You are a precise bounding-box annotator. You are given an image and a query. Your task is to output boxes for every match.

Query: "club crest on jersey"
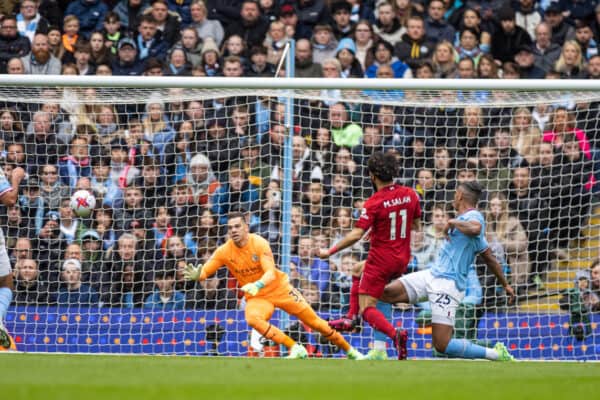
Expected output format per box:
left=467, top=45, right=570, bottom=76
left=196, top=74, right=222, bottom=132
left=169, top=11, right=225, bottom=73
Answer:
left=252, top=254, right=259, bottom=262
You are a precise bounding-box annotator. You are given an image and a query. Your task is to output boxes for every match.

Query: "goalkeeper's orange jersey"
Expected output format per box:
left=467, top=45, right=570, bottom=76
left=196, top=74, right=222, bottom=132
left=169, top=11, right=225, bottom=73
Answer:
left=201, top=233, right=289, bottom=294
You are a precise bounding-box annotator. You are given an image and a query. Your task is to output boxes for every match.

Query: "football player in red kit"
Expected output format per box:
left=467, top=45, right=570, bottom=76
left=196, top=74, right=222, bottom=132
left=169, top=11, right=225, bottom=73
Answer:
left=318, top=152, right=421, bottom=359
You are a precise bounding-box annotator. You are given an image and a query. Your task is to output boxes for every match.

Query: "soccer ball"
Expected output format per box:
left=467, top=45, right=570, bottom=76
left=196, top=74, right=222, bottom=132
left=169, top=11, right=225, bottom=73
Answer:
left=70, top=190, right=96, bottom=218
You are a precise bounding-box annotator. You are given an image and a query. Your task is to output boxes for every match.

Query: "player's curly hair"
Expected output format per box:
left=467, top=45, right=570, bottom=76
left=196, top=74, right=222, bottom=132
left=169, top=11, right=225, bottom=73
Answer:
left=367, top=151, right=399, bottom=182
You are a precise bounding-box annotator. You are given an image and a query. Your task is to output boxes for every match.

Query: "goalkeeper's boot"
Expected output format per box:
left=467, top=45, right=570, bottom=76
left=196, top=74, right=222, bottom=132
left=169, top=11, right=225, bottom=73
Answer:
left=365, top=348, right=388, bottom=360
left=286, top=344, right=308, bottom=359
left=494, top=342, right=515, bottom=362
left=0, top=320, right=11, bottom=350
left=346, top=347, right=366, bottom=360
left=328, top=316, right=362, bottom=333
left=394, top=328, right=408, bottom=360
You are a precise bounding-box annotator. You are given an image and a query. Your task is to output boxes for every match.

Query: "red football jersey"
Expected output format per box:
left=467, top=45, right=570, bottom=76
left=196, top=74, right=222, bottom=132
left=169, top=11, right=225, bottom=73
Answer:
left=355, top=183, right=421, bottom=270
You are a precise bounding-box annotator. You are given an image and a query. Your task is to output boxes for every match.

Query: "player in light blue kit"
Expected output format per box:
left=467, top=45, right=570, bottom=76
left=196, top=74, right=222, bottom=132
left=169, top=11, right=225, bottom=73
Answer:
left=381, top=181, right=516, bottom=361
left=0, top=166, right=25, bottom=349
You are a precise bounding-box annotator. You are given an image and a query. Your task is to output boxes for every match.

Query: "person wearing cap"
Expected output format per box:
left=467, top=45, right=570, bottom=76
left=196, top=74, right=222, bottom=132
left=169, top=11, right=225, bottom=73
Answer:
left=199, top=36, right=221, bottom=76
left=278, top=2, right=312, bottom=40
left=491, top=6, right=533, bottom=63
left=373, top=1, right=404, bottom=46
left=514, top=43, right=546, bottom=79
left=54, top=258, right=99, bottom=306
left=111, top=36, right=144, bottom=75
left=224, top=0, right=269, bottom=49
left=80, top=229, right=104, bottom=286
left=311, top=23, right=338, bottom=64
left=543, top=2, right=575, bottom=46
left=335, top=37, right=363, bottom=78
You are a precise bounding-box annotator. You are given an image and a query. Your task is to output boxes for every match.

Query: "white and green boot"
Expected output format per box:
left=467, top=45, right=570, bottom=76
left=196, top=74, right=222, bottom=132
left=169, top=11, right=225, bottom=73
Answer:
left=286, top=344, right=308, bottom=359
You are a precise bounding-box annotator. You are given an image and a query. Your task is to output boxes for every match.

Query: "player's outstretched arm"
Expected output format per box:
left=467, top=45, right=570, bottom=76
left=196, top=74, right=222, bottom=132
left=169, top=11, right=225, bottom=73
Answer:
left=479, top=248, right=516, bottom=304
left=446, top=218, right=481, bottom=237
left=317, top=227, right=365, bottom=259
left=0, top=166, right=25, bottom=207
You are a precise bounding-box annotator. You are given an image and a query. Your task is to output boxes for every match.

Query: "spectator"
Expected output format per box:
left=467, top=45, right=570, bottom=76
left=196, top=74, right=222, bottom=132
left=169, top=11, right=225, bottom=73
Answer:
left=278, top=1, right=312, bottom=40
left=424, top=0, right=455, bottom=44
left=112, top=37, right=143, bottom=75
left=25, top=111, right=66, bottom=174
left=574, top=19, right=598, bottom=61
left=57, top=198, right=82, bottom=245
left=239, top=136, right=271, bottom=188
left=199, top=37, right=221, bottom=76
left=80, top=229, right=104, bottom=286
left=190, top=0, right=224, bottom=46
left=533, top=21, right=562, bottom=72
left=73, top=41, right=96, bottom=75
left=543, top=107, right=592, bottom=160
left=112, top=0, right=148, bottom=32
left=224, top=0, right=269, bottom=49
left=328, top=207, right=364, bottom=266
left=296, top=0, right=330, bottom=31
left=211, top=164, right=260, bottom=227
left=145, top=0, right=180, bottom=46
left=456, top=28, right=482, bottom=66
left=167, top=184, right=199, bottom=235
left=21, top=32, right=61, bottom=75
left=515, top=0, right=542, bottom=39
left=113, top=185, right=153, bottom=232
left=507, top=165, right=551, bottom=290
left=353, top=20, right=374, bottom=69
left=394, top=15, right=434, bottom=71
left=373, top=1, right=403, bottom=45
left=135, top=14, right=168, bottom=62
left=301, top=180, right=330, bottom=229
left=514, top=43, right=546, bottom=78
left=65, top=0, right=108, bottom=39
left=491, top=7, right=532, bottom=64
left=263, top=20, right=288, bottom=65
left=311, top=24, right=338, bottom=65
left=331, top=1, right=355, bottom=40
left=423, top=203, right=449, bottom=261
left=177, top=27, right=202, bottom=68
left=55, top=258, right=100, bottom=306
left=142, top=95, right=175, bottom=155
left=290, top=235, right=330, bottom=295
left=477, top=53, right=500, bottom=78
left=16, top=0, right=49, bottom=43
left=328, top=103, right=363, bottom=148
left=12, top=258, right=49, bottom=306
left=476, top=143, right=511, bottom=198
left=365, top=38, right=412, bottom=78
left=0, top=15, right=30, bottom=74
left=186, top=153, right=220, bottom=205
left=510, top=107, right=541, bottom=165
left=457, top=8, right=492, bottom=53
left=294, top=38, right=322, bottom=77
left=431, top=40, right=457, bottom=78
left=6, top=57, right=25, bottom=74
left=59, top=136, right=92, bottom=188
left=246, top=45, right=276, bottom=77
left=554, top=40, right=586, bottom=79
left=544, top=2, right=575, bottom=46
left=103, top=233, right=146, bottom=307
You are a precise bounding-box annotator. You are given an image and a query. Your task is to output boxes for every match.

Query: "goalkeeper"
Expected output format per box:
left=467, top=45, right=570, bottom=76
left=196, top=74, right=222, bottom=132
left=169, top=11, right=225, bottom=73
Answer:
left=184, top=211, right=364, bottom=360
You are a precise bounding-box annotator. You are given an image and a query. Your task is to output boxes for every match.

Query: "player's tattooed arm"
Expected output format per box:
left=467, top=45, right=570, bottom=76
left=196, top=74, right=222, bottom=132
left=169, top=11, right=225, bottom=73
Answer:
left=447, top=218, right=481, bottom=237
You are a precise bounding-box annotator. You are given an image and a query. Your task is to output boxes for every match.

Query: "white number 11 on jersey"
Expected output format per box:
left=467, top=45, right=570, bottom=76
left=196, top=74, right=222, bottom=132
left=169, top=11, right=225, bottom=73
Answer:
left=388, top=209, right=407, bottom=240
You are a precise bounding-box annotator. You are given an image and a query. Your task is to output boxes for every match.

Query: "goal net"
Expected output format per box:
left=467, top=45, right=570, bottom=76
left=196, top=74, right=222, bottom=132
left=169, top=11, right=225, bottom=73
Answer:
left=2, top=76, right=600, bottom=360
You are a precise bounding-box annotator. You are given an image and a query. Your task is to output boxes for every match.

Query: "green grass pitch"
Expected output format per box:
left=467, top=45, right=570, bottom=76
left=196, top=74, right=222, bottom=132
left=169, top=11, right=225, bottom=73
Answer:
left=1, top=353, right=598, bottom=400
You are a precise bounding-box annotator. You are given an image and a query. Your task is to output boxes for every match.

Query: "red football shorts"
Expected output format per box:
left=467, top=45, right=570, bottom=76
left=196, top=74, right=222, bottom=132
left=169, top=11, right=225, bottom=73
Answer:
left=358, top=262, right=406, bottom=298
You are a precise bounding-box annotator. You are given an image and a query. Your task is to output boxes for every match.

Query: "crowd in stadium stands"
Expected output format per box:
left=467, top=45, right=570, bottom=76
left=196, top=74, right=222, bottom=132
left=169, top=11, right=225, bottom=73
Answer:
left=2, top=0, right=600, bottom=314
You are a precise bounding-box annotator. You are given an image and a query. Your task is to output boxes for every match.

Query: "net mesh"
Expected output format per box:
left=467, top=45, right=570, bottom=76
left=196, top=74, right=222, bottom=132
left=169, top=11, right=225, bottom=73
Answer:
left=3, top=84, right=600, bottom=359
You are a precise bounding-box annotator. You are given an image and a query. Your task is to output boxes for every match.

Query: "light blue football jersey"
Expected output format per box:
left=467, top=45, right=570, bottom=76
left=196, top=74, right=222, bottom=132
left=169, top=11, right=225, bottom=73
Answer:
left=430, top=209, right=488, bottom=291
left=0, top=167, right=12, bottom=196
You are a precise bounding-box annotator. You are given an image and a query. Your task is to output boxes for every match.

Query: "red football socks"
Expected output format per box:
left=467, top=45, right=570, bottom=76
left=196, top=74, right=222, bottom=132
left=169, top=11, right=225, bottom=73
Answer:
left=347, top=276, right=360, bottom=318
left=362, top=306, right=396, bottom=340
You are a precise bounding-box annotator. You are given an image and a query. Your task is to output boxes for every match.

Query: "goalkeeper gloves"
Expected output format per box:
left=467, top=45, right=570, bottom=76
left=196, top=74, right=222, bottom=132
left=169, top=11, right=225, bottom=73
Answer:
left=183, top=263, right=203, bottom=281
left=240, top=281, right=265, bottom=296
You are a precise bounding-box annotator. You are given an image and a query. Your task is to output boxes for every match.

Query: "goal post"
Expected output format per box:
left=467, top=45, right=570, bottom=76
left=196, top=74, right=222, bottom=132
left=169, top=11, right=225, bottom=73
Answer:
left=1, top=75, right=599, bottom=360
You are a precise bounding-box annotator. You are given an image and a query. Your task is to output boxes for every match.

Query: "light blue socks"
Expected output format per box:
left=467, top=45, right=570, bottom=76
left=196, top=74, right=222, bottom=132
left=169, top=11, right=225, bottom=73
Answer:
left=443, top=338, right=487, bottom=359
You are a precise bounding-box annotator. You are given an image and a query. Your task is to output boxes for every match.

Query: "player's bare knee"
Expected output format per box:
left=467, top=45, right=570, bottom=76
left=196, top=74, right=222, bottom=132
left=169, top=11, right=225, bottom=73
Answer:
left=432, top=336, right=449, bottom=353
